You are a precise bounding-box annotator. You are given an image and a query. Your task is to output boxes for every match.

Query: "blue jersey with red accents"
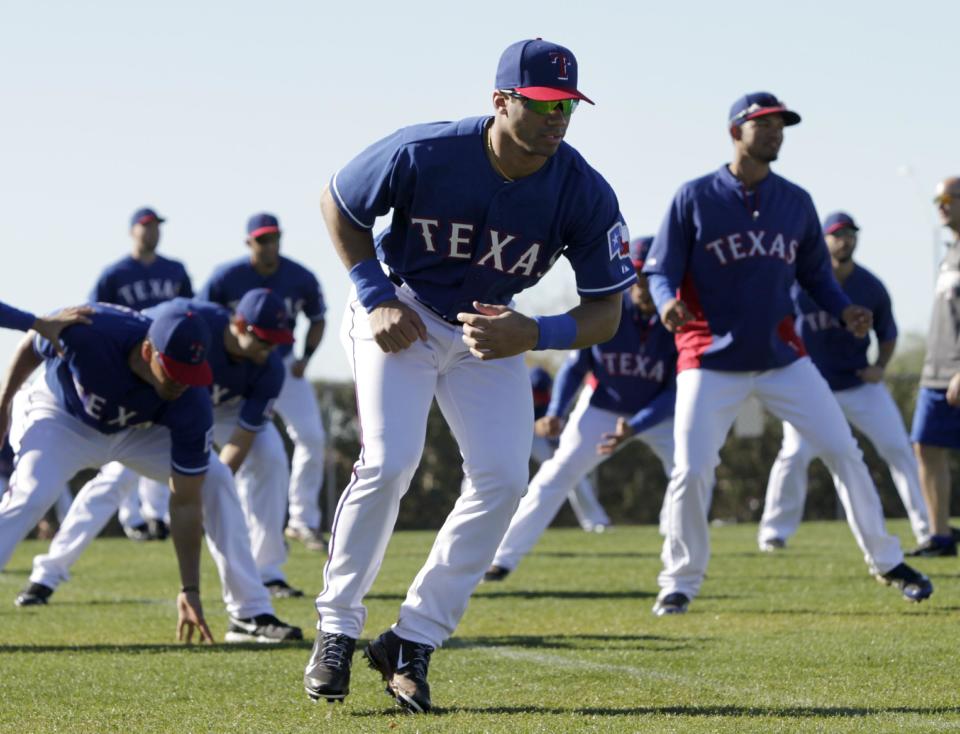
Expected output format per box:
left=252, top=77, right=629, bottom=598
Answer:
left=644, top=166, right=850, bottom=372
left=330, top=116, right=636, bottom=320
left=143, top=299, right=285, bottom=432
left=199, top=256, right=325, bottom=358
left=548, top=295, right=677, bottom=433
left=90, top=255, right=193, bottom=310
left=794, top=264, right=897, bottom=391
left=0, top=301, right=35, bottom=332
left=34, top=304, right=212, bottom=475
left=529, top=366, right=552, bottom=420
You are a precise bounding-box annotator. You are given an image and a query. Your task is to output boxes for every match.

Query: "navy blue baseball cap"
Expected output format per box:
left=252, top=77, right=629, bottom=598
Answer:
left=728, top=92, right=801, bottom=127
left=823, top=211, right=859, bottom=234
left=147, top=302, right=213, bottom=387
left=235, top=288, right=294, bottom=345
left=629, top=236, right=655, bottom=269
left=247, top=212, right=282, bottom=240
left=130, top=207, right=165, bottom=228
left=496, top=38, right=594, bottom=104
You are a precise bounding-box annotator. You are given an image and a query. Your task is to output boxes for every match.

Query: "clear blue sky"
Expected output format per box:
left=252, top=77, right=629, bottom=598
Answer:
left=1, top=1, right=956, bottom=380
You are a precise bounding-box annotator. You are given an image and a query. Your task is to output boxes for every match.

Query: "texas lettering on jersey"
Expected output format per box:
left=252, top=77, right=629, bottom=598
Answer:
left=597, top=352, right=667, bottom=382
left=703, top=230, right=799, bottom=266
left=114, top=279, right=185, bottom=308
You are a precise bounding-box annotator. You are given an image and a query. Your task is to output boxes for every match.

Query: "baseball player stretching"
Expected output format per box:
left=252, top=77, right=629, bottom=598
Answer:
left=759, top=211, right=930, bottom=550
left=484, top=236, right=676, bottom=581
left=644, top=92, right=932, bottom=616
left=201, top=213, right=329, bottom=552
left=18, top=289, right=305, bottom=606
left=303, top=39, right=635, bottom=713
left=90, top=207, right=194, bottom=542
left=0, top=302, right=301, bottom=643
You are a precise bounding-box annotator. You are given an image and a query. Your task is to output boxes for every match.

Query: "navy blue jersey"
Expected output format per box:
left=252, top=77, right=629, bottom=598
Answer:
left=199, top=256, right=325, bottom=358
left=90, top=255, right=193, bottom=310
left=143, top=299, right=285, bottom=432
left=548, top=295, right=677, bottom=433
left=0, top=437, right=13, bottom=479
left=794, top=264, right=897, bottom=391
left=644, top=166, right=850, bottom=372
left=330, top=116, right=636, bottom=320
left=34, top=304, right=212, bottom=475
left=530, top=366, right=552, bottom=420
left=0, top=301, right=35, bottom=332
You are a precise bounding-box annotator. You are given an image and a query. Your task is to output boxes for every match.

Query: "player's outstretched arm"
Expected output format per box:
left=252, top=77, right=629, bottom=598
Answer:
left=168, top=470, right=213, bottom=645
left=320, top=186, right=426, bottom=353
left=458, top=292, right=621, bottom=361
left=32, top=306, right=94, bottom=353
left=218, top=427, right=256, bottom=475
left=0, top=335, right=44, bottom=441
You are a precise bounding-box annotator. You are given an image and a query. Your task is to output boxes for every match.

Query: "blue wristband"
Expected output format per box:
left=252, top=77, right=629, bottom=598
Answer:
left=348, top=259, right=396, bottom=311
left=533, top=314, right=577, bottom=351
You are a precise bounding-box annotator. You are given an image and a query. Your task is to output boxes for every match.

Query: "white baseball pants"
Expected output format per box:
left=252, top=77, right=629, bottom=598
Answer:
left=2, top=382, right=273, bottom=618
left=493, top=388, right=674, bottom=571
left=530, top=435, right=610, bottom=530
left=277, top=354, right=327, bottom=533
left=760, top=382, right=930, bottom=545
left=316, top=287, right=532, bottom=648
left=117, top=477, right=170, bottom=528
left=658, top=359, right=903, bottom=602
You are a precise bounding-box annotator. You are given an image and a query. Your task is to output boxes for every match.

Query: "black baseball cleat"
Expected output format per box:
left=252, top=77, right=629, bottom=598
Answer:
left=759, top=537, right=787, bottom=552
left=146, top=518, right=169, bottom=541
left=906, top=537, right=957, bottom=557
left=224, top=613, right=303, bottom=643
left=303, top=631, right=357, bottom=702
left=652, top=592, right=690, bottom=616
left=264, top=579, right=304, bottom=598
left=123, top=522, right=151, bottom=542
left=15, top=582, right=54, bottom=607
left=875, top=563, right=934, bottom=602
left=364, top=629, right=434, bottom=714
left=482, top=565, right=510, bottom=582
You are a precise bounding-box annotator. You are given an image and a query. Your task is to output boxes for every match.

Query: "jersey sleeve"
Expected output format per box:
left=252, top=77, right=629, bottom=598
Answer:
left=238, top=356, right=285, bottom=432
left=0, top=301, right=36, bottom=332
left=563, top=206, right=637, bottom=297
left=626, top=384, right=676, bottom=434
left=872, top=280, right=898, bottom=343
left=643, top=187, right=693, bottom=310
left=547, top=349, right=591, bottom=417
left=794, top=196, right=850, bottom=318
left=329, top=128, right=412, bottom=230
left=161, top=388, right=214, bottom=475
left=198, top=272, right=225, bottom=306
left=89, top=274, right=112, bottom=304
left=301, top=270, right=326, bottom=321
left=179, top=265, right=195, bottom=299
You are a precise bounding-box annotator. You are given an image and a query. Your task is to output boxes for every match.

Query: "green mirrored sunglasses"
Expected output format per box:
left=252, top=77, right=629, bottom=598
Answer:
left=503, top=91, right=579, bottom=116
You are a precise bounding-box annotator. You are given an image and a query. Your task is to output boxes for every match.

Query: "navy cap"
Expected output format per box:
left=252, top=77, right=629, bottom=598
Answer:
left=147, top=302, right=213, bottom=387
left=247, top=212, right=282, bottom=240
left=235, top=288, right=294, bottom=345
left=130, top=207, right=165, bottom=228
left=823, top=211, right=859, bottom=235
left=496, top=38, right=594, bottom=104
left=729, top=92, right=801, bottom=127
left=629, top=236, right=655, bottom=268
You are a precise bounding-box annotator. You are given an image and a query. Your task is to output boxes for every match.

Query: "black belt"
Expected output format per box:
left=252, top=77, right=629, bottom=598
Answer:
left=388, top=272, right=462, bottom=326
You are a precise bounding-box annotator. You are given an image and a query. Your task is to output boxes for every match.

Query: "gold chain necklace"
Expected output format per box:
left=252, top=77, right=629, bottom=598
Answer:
left=485, top=124, right=514, bottom=183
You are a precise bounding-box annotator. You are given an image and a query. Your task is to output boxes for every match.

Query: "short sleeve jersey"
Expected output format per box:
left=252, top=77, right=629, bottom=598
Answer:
left=644, top=166, right=851, bottom=372
left=90, top=255, right=193, bottom=310
left=330, top=116, right=636, bottom=320
left=199, top=256, right=325, bottom=358
left=143, top=299, right=285, bottom=432
left=921, top=243, right=960, bottom=390
left=34, top=304, right=212, bottom=475
left=794, top=264, right=897, bottom=391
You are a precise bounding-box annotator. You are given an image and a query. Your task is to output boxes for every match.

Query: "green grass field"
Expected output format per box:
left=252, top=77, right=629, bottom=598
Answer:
left=1, top=521, right=958, bottom=733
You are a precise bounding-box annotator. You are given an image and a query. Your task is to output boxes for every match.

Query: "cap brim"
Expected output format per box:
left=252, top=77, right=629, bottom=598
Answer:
left=249, top=226, right=281, bottom=239
left=135, top=215, right=165, bottom=225
left=514, top=86, right=595, bottom=105
left=157, top=353, right=213, bottom=387
left=825, top=223, right=859, bottom=234
left=250, top=324, right=295, bottom=345
left=739, top=106, right=801, bottom=126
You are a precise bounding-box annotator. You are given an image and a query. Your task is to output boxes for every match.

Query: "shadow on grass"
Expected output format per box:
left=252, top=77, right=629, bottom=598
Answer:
left=0, top=641, right=311, bottom=654
left=472, top=589, right=658, bottom=601
left=532, top=551, right=656, bottom=559
left=350, top=704, right=960, bottom=718
left=446, top=632, right=685, bottom=651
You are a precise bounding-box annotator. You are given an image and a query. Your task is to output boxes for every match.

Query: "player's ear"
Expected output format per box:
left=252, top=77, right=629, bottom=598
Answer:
left=140, top=339, right=153, bottom=363
left=492, top=91, right=509, bottom=116
left=729, top=124, right=742, bottom=141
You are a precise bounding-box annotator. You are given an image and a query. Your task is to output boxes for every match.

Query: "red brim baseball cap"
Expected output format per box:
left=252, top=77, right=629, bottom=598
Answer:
left=513, top=86, right=595, bottom=104
left=157, top=352, right=213, bottom=387
left=249, top=323, right=294, bottom=345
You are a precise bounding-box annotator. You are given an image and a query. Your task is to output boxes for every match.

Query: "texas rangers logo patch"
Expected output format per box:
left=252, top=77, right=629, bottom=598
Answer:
left=607, top=222, right=630, bottom=261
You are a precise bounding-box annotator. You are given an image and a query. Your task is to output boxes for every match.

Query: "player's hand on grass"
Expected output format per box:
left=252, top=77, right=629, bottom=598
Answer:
left=177, top=590, right=214, bottom=645
left=841, top=305, right=873, bottom=339
left=33, top=306, right=94, bottom=356
left=659, top=298, right=695, bottom=333
left=535, top=415, right=564, bottom=438
left=369, top=300, right=427, bottom=353
left=947, top=373, right=960, bottom=407
left=598, top=417, right=634, bottom=455
left=458, top=303, right=538, bottom=360
left=856, top=364, right=885, bottom=383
